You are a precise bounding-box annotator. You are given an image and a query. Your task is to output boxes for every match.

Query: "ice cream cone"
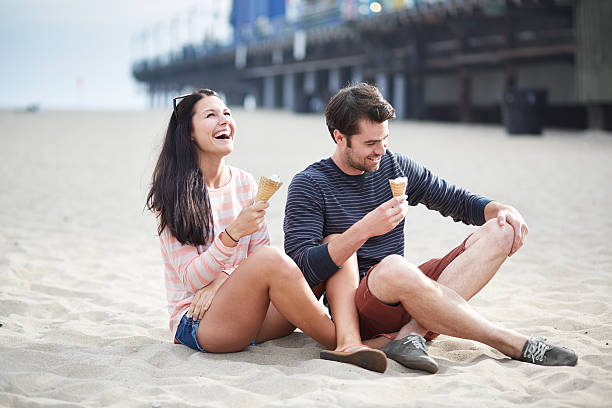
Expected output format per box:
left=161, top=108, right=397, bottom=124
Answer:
left=255, top=175, right=283, bottom=202
left=389, top=177, right=407, bottom=197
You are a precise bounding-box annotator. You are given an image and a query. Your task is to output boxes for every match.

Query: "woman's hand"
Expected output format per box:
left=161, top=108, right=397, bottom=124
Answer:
left=225, top=201, right=268, bottom=241
left=187, top=273, right=228, bottom=320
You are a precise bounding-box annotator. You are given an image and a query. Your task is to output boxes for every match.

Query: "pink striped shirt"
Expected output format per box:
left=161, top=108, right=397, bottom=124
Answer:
left=159, top=166, right=270, bottom=337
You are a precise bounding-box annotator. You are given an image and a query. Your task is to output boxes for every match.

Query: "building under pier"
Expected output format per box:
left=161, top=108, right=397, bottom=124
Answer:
left=132, top=0, right=612, bottom=130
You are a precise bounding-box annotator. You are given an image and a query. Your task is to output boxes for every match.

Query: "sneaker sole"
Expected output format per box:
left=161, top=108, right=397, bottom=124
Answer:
left=387, top=353, right=439, bottom=374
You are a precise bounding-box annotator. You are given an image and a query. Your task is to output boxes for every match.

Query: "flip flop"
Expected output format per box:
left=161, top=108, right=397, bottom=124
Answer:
left=320, top=344, right=388, bottom=373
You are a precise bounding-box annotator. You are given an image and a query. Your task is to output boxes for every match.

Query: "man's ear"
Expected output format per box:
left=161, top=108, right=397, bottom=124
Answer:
left=333, top=129, right=344, bottom=144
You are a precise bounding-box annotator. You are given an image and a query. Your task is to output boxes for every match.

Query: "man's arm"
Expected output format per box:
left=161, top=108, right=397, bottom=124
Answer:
left=283, top=172, right=409, bottom=285
left=398, top=153, right=528, bottom=256
left=326, top=196, right=408, bottom=267
left=484, top=201, right=529, bottom=256
left=283, top=173, right=340, bottom=286
left=395, top=153, right=528, bottom=256
left=397, top=154, right=491, bottom=226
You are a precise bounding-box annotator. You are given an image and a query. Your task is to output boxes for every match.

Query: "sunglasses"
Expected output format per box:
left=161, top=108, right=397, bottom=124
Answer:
left=172, top=93, right=192, bottom=118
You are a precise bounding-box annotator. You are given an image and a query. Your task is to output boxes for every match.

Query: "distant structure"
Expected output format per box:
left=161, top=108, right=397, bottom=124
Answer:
left=132, top=0, right=612, bottom=130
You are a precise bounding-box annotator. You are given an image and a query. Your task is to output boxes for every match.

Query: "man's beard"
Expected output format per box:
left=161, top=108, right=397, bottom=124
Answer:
left=346, top=150, right=380, bottom=173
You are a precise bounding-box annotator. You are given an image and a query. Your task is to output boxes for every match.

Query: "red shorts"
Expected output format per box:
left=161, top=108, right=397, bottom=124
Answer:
left=355, top=235, right=471, bottom=340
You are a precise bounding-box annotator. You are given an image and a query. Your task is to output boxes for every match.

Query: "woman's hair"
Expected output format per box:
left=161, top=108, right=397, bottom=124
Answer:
left=146, top=89, right=221, bottom=246
left=325, top=83, right=395, bottom=144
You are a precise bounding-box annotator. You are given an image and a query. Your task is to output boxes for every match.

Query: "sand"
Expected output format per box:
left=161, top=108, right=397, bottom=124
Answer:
left=1, top=108, right=611, bottom=407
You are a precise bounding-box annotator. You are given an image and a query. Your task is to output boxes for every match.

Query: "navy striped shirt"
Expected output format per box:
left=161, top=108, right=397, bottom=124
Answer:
left=283, top=149, right=491, bottom=287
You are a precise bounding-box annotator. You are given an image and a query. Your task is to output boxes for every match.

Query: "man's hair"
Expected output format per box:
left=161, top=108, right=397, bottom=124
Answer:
left=325, top=83, right=396, bottom=144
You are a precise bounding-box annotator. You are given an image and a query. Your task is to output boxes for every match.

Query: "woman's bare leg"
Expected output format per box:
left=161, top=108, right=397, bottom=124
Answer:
left=254, top=304, right=296, bottom=344
left=324, top=256, right=362, bottom=350
left=317, top=236, right=387, bottom=372
left=321, top=235, right=364, bottom=350
left=196, top=246, right=336, bottom=352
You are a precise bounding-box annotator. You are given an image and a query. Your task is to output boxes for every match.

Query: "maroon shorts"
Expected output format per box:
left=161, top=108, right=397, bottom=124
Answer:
left=355, top=235, right=471, bottom=340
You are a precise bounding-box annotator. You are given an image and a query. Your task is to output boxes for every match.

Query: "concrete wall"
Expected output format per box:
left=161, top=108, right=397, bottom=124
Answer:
left=576, top=0, right=612, bottom=102
left=423, top=62, right=575, bottom=106
left=472, top=70, right=505, bottom=105
left=424, top=74, right=459, bottom=104
left=516, top=62, right=575, bottom=104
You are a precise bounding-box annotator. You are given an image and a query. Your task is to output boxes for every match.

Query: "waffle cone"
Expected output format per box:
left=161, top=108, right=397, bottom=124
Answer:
left=255, top=176, right=283, bottom=202
left=389, top=180, right=407, bottom=197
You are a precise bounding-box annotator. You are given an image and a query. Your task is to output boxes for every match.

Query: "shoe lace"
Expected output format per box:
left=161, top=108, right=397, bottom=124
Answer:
left=522, top=337, right=552, bottom=363
left=403, top=333, right=427, bottom=352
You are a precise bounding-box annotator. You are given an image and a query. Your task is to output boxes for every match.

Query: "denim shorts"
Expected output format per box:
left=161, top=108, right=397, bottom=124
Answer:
left=174, top=313, right=207, bottom=352
left=174, top=313, right=258, bottom=351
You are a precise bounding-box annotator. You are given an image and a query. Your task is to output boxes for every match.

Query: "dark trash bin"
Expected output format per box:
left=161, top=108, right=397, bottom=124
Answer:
left=503, top=88, right=548, bottom=135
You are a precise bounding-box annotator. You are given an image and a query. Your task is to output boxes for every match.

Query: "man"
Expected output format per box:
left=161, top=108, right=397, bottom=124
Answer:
left=283, top=83, right=577, bottom=374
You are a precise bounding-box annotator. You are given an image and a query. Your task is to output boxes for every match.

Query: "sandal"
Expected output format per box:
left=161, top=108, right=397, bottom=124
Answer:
left=320, top=344, right=387, bottom=373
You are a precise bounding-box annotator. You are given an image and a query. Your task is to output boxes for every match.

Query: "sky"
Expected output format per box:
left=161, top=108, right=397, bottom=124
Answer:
left=0, top=0, right=232, bottom=110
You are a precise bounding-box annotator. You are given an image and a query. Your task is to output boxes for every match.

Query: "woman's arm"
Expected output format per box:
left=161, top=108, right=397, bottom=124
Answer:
left=247, top=220, right=270, bottom=255
left=187, top=271, right=229, bottom=320
left=161, top=228, right=238, bottom=293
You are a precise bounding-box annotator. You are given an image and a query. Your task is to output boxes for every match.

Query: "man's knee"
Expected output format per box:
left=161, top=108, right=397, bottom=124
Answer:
left=475, top=219, right=514, bottom=258
left=369, top=255, right=426, bottom=300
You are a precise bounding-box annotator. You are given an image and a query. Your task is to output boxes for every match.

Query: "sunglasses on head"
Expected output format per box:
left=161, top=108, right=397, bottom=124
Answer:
left=172, top=93, right=192, bottom=118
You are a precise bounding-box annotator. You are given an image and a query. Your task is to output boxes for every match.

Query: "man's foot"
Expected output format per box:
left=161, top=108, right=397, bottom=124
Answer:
left=320, top=344, right=387, bottom=373
left=513, top=337, right=578, bottom=366
left=381, top=333, right=439, bottom=374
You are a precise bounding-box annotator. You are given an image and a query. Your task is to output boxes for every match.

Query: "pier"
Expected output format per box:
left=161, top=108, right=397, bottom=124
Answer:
left=132, top=0, right=612, bottom=130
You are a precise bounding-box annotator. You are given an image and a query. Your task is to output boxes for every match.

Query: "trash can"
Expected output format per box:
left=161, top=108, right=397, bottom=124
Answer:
left=503, top=88, right=548, bottom=135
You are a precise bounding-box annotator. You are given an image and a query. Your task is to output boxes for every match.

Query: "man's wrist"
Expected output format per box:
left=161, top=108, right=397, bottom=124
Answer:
left=350, top=219, right=372, bottom=242
left=484, top=201, right=502, bottom=221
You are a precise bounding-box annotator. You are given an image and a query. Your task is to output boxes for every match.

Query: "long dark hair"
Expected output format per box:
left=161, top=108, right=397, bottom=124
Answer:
left=146, top=89, right=221, bottom=246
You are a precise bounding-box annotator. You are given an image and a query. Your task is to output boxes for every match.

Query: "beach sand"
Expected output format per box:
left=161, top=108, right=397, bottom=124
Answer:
left=1, top=108, right=611, bottom=407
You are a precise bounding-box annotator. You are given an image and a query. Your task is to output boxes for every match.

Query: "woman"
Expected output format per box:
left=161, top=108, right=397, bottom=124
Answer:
left=145, top=89, right=385, bottom=371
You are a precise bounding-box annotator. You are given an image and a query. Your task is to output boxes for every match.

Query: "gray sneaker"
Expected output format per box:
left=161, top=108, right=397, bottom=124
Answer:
left=381, top=333, right=439, bottom=374
left=514, top=337, right=578, bottom=366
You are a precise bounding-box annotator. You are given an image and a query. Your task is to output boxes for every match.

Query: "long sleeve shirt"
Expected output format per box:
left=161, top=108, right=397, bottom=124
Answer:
left=160, top=166, right=269, bottom=337
left=283, top=149, right=491, bottom=287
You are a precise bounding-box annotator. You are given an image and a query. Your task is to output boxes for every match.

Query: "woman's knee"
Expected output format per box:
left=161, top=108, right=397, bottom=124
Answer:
left=252, top=246, right=300, bottom=279
left=252, top=245, right=283, bottom=261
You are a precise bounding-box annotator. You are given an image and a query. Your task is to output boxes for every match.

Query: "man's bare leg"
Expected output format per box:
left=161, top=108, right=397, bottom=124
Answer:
left=396, top=220, right=522, bottom=345
left=367, top=253, right=527, bottom=358
left=369, top=220, right=576, bottom=369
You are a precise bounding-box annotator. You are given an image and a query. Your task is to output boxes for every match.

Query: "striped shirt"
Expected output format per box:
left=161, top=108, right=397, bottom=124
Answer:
left=283, top=149, right=491, bottom=287
left=160, top=166, right=269, bottom=337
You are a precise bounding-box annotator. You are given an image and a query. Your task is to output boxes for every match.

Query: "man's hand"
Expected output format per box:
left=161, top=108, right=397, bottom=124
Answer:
left=327, top=196, right=408, bottom=269
left=359, top=195, right=408, bottom=238
left=486, top=202, right=529, bottom=257
left=187, top=273, right=228, bottom=320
